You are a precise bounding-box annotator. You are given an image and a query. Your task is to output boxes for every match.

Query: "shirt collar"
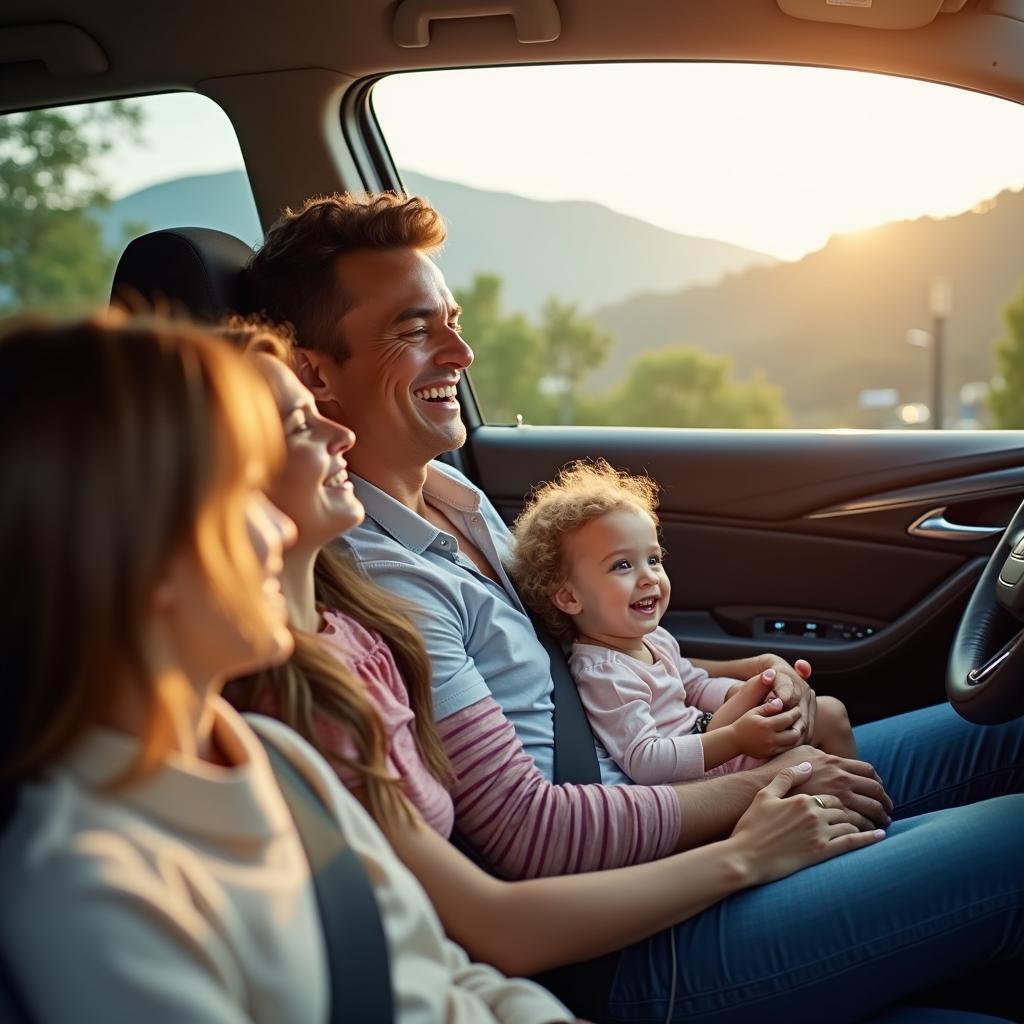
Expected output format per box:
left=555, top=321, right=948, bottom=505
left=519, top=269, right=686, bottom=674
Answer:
left=351, top=462, right=481, bottom=554
left=59, top=697, right=293, bottom=844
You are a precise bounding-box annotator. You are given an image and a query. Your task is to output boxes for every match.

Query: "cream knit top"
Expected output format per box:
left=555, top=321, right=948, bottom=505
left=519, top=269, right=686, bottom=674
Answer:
left=0, top=698, right=571, bottom=1024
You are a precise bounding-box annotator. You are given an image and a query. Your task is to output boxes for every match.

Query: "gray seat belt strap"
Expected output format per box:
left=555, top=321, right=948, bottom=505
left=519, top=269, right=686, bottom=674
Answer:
left=526, top=611, right=602, bottom=785
left=257, top=734, right=394, bottom=1024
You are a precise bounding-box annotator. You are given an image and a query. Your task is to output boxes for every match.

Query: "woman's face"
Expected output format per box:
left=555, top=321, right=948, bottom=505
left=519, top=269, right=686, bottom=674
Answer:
left=159, top=489, right=297, bottom=686
left=245, top=488, right=298, bottom=659
left=256, top=354, right=365, bottom=550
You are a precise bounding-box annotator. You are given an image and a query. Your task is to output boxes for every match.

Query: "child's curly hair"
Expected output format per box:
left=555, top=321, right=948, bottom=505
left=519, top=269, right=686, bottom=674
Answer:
left=510, top=459, right=660, bottom=644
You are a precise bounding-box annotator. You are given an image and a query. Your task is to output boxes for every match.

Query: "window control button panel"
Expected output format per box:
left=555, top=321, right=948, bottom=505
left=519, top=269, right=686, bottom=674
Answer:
left=758, top=617, right=877, bottom=641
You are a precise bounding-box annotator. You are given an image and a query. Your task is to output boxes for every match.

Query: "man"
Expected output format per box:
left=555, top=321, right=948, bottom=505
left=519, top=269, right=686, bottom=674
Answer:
left=246, top=192, right=1024, bottom=1020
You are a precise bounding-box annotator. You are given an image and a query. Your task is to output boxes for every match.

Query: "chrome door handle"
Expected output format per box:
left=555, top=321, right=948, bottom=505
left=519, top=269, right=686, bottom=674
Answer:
left=907, top=506, right=1004, bottom=541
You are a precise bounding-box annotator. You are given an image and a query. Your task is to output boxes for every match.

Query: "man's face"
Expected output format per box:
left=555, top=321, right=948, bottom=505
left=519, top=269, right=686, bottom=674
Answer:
left=307, top=247, right=474, bottom=478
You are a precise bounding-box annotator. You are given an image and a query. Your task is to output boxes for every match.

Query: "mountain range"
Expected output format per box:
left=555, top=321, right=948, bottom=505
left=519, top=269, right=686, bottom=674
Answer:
left=591, top=187, right=1024, bottom=425
left=106, top=169, right=1024, bottom=427
left=105, top=169, right=773, bottom=317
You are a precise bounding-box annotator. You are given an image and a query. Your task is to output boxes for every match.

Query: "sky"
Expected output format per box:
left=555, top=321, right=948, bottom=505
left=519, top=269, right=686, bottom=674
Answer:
left=96, top=63, right=1024, bottom=262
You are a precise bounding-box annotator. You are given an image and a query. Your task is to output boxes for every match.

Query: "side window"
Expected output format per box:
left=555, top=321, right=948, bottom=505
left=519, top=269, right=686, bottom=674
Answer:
left=0, top=92, right=258, bottom=317
left=373, top=65, right=1024, bottom=429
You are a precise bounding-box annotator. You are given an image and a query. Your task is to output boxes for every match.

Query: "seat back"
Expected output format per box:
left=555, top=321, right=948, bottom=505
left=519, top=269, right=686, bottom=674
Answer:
left=110, top=227, right=254, bottom=320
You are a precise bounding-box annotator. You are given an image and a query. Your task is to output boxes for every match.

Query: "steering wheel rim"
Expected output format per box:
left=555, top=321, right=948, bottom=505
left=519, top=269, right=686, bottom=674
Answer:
left=947, top=496, right=1024, bottom=724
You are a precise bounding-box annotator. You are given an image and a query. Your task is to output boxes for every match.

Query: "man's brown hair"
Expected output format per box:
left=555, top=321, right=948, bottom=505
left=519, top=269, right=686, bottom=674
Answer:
left=246, top=192, right=447, bottom=362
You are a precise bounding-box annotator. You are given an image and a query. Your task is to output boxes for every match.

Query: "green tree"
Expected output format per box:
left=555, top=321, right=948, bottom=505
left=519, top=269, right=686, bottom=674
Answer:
left=539, top=297, right=613, bottom=424
left=988, top=281, right=1024, bottom=428
left=456, top=273, right=786, bottom=429
left=455, top=273, right=548, bottom=423
left=600, top=345, right=787, bottom=428
left=0, top=101, right=143, bottom=315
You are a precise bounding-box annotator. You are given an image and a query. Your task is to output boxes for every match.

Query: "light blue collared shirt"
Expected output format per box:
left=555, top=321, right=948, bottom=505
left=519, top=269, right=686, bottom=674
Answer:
left=344, top=462, right=628, bottom=785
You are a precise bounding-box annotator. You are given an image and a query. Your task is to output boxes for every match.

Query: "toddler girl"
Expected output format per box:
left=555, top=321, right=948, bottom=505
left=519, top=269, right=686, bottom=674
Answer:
left=511, top=459, right=857, bottom=783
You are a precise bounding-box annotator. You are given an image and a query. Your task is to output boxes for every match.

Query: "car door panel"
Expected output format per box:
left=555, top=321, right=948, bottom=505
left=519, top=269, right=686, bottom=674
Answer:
left=464, top=424, right=1024, bottom=723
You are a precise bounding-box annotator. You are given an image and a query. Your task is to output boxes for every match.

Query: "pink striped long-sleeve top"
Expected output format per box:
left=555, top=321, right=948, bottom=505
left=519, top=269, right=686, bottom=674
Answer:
left=438, top=696, right=681, bottom=879
left=282, top=610, right=683, bottom=880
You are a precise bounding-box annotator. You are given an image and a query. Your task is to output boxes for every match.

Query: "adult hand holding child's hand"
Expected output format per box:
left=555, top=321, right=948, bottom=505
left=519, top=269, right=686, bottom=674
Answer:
left=729, top=698, right=804, bottom=758
left=720, top=654, right=816, bottom=740
left=758, top=654, right=815, bottom=740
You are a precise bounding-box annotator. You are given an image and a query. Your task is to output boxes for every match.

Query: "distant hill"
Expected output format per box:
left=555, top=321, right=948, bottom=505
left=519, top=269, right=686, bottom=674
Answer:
left=591, top=189, right=1024, bottom=426
left=104, top=169, right=773, bottom=316
left=400, top=171, right=774, bottom=315
left=104, top=170, right=264, bottom=249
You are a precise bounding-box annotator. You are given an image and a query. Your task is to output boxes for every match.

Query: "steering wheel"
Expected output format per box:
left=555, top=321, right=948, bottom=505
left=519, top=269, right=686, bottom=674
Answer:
left=947, top=496, right=1024, bottom=724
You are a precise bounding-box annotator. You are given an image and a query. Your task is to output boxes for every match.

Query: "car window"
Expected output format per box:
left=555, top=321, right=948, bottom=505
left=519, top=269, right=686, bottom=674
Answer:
left=0, top=92, right=258, bottom=318
left=373, top=64, right=1024, bottom=430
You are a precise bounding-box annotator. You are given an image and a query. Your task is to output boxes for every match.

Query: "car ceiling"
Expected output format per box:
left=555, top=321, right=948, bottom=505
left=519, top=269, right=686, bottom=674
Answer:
left=2, top=0, right=1024, bottom=116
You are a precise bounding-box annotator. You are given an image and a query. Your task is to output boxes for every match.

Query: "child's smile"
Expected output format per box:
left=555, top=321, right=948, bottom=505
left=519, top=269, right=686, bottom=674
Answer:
left=555, top=504, right=671, bottom=655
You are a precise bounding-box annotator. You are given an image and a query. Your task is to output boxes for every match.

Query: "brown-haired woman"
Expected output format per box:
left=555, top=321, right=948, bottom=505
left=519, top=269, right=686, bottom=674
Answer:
left=222, top=321, right=888, bottom=985
left=219, top=316, right=454, bottom=834
left=0, top=312, right=575, bottom=1024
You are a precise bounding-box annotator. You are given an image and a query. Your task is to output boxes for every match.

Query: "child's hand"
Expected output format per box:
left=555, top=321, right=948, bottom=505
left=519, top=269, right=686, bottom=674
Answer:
left=708, top=669, right=776, bottom=730
left=756, top=655, right=815, bottom=742
left=731, top=699, right=804, bottom=758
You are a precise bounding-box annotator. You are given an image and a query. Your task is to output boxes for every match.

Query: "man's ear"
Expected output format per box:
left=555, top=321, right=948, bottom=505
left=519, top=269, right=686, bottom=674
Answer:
left=295, top=347, right=341, bottom=408
left=551, top=582, right=581, bottom=616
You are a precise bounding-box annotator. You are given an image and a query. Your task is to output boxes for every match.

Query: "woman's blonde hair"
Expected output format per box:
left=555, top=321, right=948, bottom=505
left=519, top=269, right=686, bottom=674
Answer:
left=510, top=459, right=660, bottom=644
left=0, top=310, right=284, bottom=786
left=220, top=317, right=453, bottom=830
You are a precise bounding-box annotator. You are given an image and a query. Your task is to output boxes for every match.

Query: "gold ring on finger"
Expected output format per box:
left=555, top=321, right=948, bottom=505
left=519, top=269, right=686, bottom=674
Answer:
left=813, top=796, right=828, bottom=810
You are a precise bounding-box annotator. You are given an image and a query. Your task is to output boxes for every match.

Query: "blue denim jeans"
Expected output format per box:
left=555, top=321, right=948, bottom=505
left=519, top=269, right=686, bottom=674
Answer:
left=607, top=704, right=1024, bottom=1023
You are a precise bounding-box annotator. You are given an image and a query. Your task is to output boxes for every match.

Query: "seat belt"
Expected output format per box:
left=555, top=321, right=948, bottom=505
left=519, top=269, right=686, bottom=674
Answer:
left=526, top=611, right=602, bottom=785
left=0, top=951, right=32, bottom=1024
left=522, top=613, right=618, bottom=1022
left=258, top=735, right=394, bottom=1024
left=450, top=615, right=601, bottom=862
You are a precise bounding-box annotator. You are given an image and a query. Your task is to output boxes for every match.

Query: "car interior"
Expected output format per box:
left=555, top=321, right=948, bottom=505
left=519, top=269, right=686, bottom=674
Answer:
left=2, top=0, right=1024, bottom=1020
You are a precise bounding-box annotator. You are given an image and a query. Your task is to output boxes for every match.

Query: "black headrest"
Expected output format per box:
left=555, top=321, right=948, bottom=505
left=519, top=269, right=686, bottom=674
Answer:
left=110, top=227, right=255, bottom=322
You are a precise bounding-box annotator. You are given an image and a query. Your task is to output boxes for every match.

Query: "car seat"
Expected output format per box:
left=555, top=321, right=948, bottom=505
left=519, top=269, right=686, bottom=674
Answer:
left=111, top=226, right=257, bottom=320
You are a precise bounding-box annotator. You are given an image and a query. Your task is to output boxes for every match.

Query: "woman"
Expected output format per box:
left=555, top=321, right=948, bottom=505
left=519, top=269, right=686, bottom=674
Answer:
left=226, top=319, right=1024, bottom=1024
left=0, top=311, right=575, bottom=1023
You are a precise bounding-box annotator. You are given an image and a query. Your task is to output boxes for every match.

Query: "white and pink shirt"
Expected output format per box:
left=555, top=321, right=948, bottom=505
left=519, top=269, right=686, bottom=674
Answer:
left=570, top=626, right=750, bottom=784
left=314, top=610, right=456, bottom=838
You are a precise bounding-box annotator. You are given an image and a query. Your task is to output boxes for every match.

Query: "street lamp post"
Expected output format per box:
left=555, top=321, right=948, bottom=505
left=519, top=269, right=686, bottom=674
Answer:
left=906, top=279, right=952, bottom=430
left=929, top=278, right=952, bottom=430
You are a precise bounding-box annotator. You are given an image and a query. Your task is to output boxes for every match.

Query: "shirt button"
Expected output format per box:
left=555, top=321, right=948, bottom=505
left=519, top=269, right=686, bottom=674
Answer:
left=471, top=515, right=480, bottom=524
left=438, top=538, right=448, bottom=547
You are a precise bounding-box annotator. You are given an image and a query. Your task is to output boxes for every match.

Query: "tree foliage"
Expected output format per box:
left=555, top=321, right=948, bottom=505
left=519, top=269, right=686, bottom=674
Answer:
left=457, top=272, right=788, bottom=429
left=539, top=297, right=613, bottom=424
left=0, top=101, right=143, bottom=315
left=604, top=346, right=787, bottom=428
left=988, top=281, right=1024, bottom=428
left=455, top=274, right=546, bottom=423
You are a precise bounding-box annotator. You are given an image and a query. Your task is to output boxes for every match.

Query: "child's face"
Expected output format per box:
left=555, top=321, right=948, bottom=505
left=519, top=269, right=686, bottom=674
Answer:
left=554, top=505, right=670, bottom=649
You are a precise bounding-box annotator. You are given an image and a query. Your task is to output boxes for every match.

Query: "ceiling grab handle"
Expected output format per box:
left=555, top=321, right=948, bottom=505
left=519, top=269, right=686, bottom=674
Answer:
left=0, top=24, right=108, bottom=77
left=907, top=507, right=1005, bottom=542
left=394, top=0, right=561, bottom=48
